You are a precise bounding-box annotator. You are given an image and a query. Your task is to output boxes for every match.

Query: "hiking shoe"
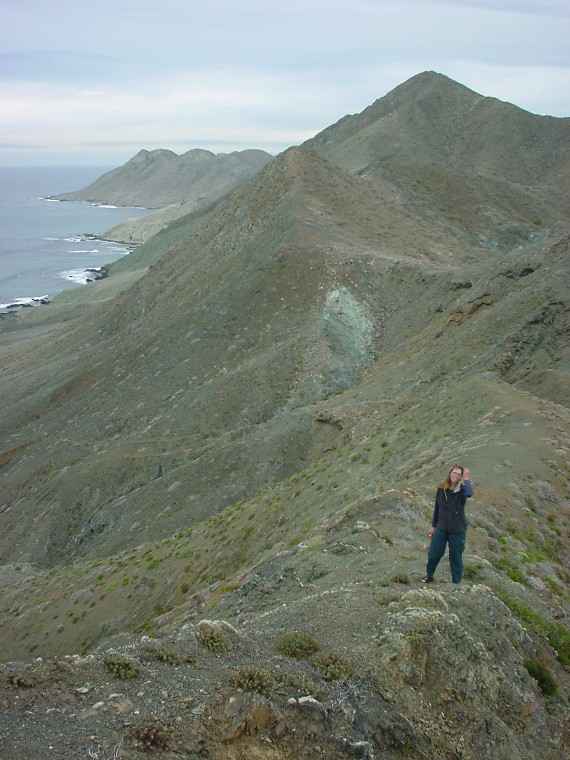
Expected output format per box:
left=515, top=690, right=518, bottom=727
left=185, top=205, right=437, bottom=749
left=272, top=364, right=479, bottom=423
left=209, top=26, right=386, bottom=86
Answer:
left=421, top=576, right=434, bottom=584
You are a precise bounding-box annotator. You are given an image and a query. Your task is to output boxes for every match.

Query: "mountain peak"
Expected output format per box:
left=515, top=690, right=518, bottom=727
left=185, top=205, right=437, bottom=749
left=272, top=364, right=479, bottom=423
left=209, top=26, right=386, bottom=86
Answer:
left=304, top=71, right=485, bottom=170
left=180, top=148, right=216, bottom=160
left=129, top=148, right=178, bottom=164
left=364, top=71, right=484, bottom=118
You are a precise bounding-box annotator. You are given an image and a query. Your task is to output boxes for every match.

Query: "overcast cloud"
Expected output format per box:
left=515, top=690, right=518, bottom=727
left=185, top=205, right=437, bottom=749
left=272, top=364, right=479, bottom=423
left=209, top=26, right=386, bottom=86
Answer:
left=1, top=0, right=569, bottom=165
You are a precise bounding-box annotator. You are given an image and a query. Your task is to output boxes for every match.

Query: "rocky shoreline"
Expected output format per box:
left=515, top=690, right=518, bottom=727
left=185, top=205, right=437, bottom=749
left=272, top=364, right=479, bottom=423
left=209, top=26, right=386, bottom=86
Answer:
left=0, top=295, right=50, bottom=318
left=41, top=196, right=150, bottom=211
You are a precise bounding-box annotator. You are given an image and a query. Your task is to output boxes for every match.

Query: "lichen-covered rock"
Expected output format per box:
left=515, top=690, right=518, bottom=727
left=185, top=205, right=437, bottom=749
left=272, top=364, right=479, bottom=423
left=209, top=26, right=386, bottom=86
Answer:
left=197, top=619, right=240, bottom=638
left=196, top=619, right=240, bottom=654
left=370, top=585, right=561, bottom=759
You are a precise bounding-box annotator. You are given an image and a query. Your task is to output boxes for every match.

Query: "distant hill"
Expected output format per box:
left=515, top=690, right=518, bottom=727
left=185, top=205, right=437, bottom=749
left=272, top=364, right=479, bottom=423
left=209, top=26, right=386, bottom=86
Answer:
left=54, top=147, right=272, bottom=209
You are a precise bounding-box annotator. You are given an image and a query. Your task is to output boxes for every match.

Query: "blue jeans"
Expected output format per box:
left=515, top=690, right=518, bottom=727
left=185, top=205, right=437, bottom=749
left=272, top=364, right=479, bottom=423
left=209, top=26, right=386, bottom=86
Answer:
left=426, top=528, right=466, bottom=584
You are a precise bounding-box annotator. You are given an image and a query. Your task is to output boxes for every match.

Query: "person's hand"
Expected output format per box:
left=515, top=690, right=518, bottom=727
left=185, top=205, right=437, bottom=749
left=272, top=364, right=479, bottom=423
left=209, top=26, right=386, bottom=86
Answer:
left=463, top=467, right=471, bottom=480
left=428, top=527, right=435, bottom=538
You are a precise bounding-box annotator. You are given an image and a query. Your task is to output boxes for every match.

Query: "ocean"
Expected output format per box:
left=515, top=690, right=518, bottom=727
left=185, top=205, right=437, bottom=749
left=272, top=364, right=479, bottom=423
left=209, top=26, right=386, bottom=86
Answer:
left=0, top=166, right=149, bottom=310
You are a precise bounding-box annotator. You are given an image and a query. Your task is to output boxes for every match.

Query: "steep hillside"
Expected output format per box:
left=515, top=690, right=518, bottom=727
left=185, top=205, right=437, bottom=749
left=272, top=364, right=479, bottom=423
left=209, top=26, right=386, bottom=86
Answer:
left=306, top=71, right=570, bottom=186
left=54, top=147, right=272, bottom=209
left=103, top=197, right=214, bottom=244
left=1, top=73, right=570, bottom=759
left=305, top=71, right=570, bottom=244
left=1, top=224, right=570, bottom=757
left=0, top=148, right=479, bottom=567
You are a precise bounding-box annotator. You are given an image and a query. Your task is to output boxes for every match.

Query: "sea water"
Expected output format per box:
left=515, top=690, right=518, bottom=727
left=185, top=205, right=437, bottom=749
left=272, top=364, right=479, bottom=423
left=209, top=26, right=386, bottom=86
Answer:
left=0, top=166, right=149, bottom=308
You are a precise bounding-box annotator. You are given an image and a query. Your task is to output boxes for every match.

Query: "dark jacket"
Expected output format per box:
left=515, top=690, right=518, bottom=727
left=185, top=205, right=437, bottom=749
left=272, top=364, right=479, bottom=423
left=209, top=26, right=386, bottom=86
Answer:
left=431, top=480, right=473, bottom=533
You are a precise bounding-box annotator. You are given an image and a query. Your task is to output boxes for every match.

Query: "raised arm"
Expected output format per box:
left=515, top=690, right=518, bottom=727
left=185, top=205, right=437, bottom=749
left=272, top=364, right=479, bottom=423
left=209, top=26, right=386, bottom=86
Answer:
left=462, top=466, right=473, bottom=498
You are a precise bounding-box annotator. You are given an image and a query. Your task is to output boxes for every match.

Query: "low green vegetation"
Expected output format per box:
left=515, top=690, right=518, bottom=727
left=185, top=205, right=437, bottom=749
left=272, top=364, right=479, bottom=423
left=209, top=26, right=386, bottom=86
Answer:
left=230, top=666, right=275, bottom=694
left=199, top=628, right=228, bottom=654
left=276, top=631, right=320, bottom=659
left=544, top=576, right=564, bottom=597
left=103, top=655, right=140, bottom=680
left=142, top=644, right=194, bottom=666
left=463, top=562, right=484, bottom=580
left=312, top=652, right=353, bottom=681
left=524, top=659, right=558, bottom=696
left=494, top=557, right=526, bottom=585
left=497, top=591, right=570, bottom=668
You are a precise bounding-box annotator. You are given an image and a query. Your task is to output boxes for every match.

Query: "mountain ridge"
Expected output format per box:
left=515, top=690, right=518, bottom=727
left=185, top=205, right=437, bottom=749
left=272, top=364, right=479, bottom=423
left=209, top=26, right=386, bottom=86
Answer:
left=54, top=147, right=273, bottom=209
left=305, top=70, right=570, bottom=243
left=1, top=71, right=569, bottom=759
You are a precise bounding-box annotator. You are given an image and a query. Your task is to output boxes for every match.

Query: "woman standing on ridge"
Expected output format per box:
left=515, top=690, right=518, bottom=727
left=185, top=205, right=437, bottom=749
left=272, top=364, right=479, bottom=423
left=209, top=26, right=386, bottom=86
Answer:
left=422, top=464, right=473, bottom=585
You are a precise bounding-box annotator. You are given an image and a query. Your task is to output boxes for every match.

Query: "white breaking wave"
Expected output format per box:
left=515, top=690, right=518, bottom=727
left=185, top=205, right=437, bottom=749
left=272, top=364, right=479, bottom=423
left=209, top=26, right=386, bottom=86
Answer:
left=69, top=249, right=100, bottom=253
left=42, top=236, right=60, bottom=241
left=64, top=236, right=82, bottom=243
left=0, top=295, right=50, bottom=310
left=60, top=267, right=105, bottom=285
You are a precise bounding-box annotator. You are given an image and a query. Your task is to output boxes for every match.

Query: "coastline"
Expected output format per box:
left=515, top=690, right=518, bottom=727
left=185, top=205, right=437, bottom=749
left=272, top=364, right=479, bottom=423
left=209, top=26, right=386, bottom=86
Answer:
left=43, top=195, right=155, bottom=210
left=0, top=168, right=151, bottom=315
left=0, top=166, right=149, bottom=312
left=0, top=232, right=138, bottom=316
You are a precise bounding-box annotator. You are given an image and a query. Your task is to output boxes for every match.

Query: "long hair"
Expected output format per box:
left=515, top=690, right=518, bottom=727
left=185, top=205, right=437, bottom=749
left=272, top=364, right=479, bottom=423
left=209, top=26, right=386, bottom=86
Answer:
left=439, top=464, right=464, bottom=491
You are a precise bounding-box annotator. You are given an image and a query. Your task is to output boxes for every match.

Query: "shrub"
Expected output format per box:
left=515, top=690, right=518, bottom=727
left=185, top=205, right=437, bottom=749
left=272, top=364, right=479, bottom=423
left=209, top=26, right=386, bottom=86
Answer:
left=313, top=653, right=353, bottom=681
left=275, top=670, right=322, bottom=698
left=142, top=644, right=194, bottom=666
left=524, top=659, right=558, bottom=696
left=548, top=626, right=570, bottom=669
left=276, top=631, right=320, bottom=659
left=104, top=655, right=140, bottom=680
left=495, top=557, right=526, bottom=585
left=137, top=620, right=156, bottom=636
left=544, top=576, right=563, bottom=596
left=128, top=721, right=172, bottom=752
left=463, top=563, right=483, bottom=580
left=230, top=666, right=274, bottom=694
left=199, top=627, right=228, bottom=654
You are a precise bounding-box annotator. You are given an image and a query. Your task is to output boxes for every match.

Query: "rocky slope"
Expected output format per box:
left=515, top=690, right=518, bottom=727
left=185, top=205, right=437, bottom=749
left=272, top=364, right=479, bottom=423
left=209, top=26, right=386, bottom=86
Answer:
left=1, top=72, right=569, bottom=759
left=305, top=70, right=570, bottom=246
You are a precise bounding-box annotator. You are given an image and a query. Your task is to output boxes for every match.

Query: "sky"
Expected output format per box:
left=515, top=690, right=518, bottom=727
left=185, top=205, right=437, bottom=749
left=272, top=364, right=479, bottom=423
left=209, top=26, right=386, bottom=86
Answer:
left=1, top=0, right=570, bottom=167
